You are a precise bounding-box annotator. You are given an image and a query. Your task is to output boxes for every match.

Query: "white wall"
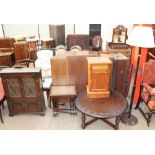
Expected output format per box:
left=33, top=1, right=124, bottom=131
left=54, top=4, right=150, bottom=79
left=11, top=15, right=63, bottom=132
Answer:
left=2, top=24, right=74, bottom=40
left=38, top=24, right=50, bottom=38
left=75, top=24, right=89, bottom=34
left=3, top=24, right=38, bottom=37
left=3, top=24, right=51, bottom=38
left=65, top=24, right=74, bottom=37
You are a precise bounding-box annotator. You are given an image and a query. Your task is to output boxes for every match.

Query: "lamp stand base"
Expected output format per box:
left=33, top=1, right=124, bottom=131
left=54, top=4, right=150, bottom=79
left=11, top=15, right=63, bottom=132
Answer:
left=121, top=113, right=138, bottom=125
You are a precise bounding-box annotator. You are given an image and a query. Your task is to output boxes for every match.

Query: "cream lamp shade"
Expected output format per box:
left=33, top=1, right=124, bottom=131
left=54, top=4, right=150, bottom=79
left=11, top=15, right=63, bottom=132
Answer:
left=126, top=26, right=155, bottom=48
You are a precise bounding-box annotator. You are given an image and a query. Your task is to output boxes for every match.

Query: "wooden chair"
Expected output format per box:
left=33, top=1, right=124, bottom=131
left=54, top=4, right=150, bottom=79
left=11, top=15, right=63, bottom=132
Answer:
left=0, top=66, right=8, bottom=123
left=55, top=45, right=66, bottom=50
left=35, top=50, right=53, bottom=78
left=135, top=60, right=155, bottom=126
left=0, top=79, right=5, bottom=123
left=70, top=45, right=82, bottom=51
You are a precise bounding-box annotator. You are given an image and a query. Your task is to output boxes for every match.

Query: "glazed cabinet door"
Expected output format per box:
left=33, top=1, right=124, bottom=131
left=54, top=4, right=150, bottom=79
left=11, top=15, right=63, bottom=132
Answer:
left=3, top=76, right=24, bottom=115
left=22, top=77, right=41, bottom=112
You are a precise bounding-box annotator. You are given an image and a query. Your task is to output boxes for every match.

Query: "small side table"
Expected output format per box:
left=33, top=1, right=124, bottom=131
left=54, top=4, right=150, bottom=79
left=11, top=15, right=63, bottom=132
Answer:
left=49, top=85, right=77, bottom=117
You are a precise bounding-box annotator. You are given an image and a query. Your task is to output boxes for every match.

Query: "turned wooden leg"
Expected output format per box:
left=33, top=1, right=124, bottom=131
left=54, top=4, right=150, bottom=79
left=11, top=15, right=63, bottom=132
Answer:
left=55, top=99, right=59, bottom=117
left=47, top=90, right=51, bottom=108
left=48, top=96, right=52, bottom=108
left=147, top=113, right=152, bottom=127
left=70, top=98, right=76, bottom=116
left=52, top=98, right=57, bottom=117
left=70, top=99, right=72, bottom=109
left=73, top=98, right=77, bottom=116
left=70, top=99, right=73, bottom=115
left=0, top=98, right=5, bottom=109
left=0, top=108, right=4, bottom=123
left=115, top=115, right=121, bottom=130
left=81, top=113, right=86, bottom=129
left=2, top=102, right=4, bottom=109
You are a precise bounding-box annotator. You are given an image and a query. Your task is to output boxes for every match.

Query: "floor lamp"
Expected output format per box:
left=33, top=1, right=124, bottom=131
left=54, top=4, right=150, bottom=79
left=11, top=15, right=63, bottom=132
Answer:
left=121, top=24, right=155, bottom=125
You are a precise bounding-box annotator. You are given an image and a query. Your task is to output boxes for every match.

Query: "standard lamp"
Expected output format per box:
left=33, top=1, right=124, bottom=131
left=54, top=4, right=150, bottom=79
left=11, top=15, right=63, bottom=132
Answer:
left=121, top=24, right=155, bottom=125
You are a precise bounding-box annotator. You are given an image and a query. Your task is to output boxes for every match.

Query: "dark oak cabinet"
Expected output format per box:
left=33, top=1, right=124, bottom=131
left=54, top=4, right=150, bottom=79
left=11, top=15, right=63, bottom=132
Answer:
left=111, top=54, right=129, bottom=97
left=0, top=68, right=45, bottom=116
left=49, top=24, right=65, bottom=46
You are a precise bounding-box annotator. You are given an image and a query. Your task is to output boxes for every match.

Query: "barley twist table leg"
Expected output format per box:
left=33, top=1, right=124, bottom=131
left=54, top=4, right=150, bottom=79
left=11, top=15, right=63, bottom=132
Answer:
left=81, top=113, right=86, bottom=129
left=115, top=115, right=121, bottom=130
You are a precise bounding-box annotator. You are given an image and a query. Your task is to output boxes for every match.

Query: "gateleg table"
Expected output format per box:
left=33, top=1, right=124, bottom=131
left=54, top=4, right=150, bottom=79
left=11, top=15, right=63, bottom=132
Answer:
left=75, top=90, right=127, bottom=130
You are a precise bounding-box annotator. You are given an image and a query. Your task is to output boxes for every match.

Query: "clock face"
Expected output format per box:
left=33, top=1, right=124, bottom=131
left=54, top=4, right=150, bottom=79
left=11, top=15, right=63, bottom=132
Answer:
left=92, top=35, right=102, bottom=48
